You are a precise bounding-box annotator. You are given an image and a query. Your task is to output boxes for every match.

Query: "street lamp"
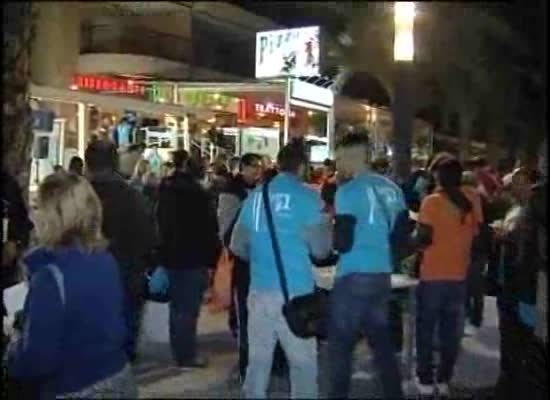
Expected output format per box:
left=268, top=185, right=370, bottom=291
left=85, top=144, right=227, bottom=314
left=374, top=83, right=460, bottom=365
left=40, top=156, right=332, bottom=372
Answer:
left=394, top=2, right=415, bottom=61
left=391, top=2, right=416, bottom=183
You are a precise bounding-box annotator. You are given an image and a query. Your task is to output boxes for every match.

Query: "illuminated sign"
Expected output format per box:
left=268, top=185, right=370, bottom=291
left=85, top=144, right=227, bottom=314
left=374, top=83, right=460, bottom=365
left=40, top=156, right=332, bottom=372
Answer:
left=291, top=79, right=333, bottom=107
left=71, top=75, right=146, bottom=96
left=177, top=90, right=237, bottom=110
left=254, top=102, right=296, bottom=118
left=255, top=26, right=320, bottom=79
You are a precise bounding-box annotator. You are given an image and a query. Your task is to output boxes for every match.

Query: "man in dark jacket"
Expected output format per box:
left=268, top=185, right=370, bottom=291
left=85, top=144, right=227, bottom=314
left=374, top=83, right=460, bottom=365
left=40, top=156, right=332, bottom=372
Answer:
left=217, top=153, right=262, bottom=382
left=512, top=144, right=548, bottom=398
left=157, top=150, right=221, bottom=369
left=85, top=141, right=156, bottom=363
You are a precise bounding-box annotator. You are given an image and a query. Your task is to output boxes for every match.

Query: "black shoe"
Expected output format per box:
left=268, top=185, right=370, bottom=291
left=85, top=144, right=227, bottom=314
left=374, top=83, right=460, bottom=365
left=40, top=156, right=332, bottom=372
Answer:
left=177, top=356, right=209, bottom=371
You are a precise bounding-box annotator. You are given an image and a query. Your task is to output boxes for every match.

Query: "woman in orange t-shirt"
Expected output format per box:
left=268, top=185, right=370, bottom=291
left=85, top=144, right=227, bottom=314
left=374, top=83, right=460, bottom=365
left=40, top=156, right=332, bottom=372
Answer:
left=414, top=158, right=482, bottom=396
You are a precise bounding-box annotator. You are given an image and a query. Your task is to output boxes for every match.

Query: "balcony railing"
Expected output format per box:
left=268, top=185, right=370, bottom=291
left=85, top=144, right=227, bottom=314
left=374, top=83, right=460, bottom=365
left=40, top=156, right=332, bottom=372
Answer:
left=80, top=23, right=192, bottom=64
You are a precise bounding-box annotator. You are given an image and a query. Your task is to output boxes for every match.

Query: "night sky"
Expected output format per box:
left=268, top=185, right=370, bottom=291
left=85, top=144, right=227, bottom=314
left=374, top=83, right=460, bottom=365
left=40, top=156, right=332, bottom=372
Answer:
left=237, top=1, right=545, bottom=115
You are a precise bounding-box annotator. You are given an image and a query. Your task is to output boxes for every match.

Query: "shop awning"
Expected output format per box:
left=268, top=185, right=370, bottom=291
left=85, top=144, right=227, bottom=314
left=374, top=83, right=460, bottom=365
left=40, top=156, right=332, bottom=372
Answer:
left=173, top=81, right=285, bottom=93
left=29, top=83, right=209, bottom=117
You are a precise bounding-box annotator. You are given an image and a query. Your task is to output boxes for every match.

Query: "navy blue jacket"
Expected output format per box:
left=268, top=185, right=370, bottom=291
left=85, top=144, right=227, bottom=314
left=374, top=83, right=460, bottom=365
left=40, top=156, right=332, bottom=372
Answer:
left=7, top=246, right=128, bottom=397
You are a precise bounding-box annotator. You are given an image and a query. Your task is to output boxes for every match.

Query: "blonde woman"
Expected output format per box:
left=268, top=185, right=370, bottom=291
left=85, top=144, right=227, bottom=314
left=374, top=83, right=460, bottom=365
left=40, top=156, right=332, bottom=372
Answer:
left=6, top=173, right=137, bottom=398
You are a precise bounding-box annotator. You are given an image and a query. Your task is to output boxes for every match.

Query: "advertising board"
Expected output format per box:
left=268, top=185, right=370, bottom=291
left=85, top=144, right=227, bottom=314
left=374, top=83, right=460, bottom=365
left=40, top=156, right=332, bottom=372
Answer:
left=255, top=26, right=320, bottom=79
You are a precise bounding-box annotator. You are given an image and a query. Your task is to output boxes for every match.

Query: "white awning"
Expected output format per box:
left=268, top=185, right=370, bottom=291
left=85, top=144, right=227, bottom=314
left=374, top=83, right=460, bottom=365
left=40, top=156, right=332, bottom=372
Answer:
left=29, top=83, right=210, bottom=117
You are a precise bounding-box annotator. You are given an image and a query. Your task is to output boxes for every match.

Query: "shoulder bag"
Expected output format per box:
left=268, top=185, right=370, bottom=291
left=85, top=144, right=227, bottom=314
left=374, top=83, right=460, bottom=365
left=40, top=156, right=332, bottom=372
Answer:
left=262, top=180, right=328, bottom=339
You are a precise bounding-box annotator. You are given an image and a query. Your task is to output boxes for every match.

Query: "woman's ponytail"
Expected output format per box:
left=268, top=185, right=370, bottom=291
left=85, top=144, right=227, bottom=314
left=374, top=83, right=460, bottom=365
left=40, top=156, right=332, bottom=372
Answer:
left=436, top=158, right=473, bottom=223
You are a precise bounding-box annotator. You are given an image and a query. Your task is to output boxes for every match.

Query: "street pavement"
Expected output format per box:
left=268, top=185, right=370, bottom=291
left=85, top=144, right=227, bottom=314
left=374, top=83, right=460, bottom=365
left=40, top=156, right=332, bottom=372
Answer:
left=135, top=297, right=500, bottom=399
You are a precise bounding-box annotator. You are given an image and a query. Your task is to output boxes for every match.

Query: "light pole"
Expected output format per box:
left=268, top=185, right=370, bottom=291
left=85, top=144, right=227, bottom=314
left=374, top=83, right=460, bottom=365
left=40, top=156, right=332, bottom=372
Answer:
left=392, top=2, right=415, bottom=184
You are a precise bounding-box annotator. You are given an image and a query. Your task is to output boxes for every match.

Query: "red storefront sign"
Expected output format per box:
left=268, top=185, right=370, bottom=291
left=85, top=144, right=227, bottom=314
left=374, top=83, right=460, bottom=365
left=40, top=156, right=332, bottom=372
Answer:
left=71, top=74, right=146, bottom=97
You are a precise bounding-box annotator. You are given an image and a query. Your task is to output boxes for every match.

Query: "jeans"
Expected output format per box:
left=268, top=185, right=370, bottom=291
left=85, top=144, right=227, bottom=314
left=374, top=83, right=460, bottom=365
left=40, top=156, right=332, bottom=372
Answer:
left=465, top=253, right=486, bottom=327
left=416, top=280, right=466, bottom=384
left=244, top=290, right=317, bottom=399
left=167, top=268, right=209, bottom=365
left=327, top=273, right=403, bottom=399
left=230, top=262, right=287, bottom=382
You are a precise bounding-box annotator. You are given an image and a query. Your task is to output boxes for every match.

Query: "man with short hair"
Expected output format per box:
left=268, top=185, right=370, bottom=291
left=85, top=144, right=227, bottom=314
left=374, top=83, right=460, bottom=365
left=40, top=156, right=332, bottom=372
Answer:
left=157, top=150, right=221, bottom=369
left=84, top=140, right=156, bottom=363
left=217, top=153, right=262, bottom=382
left=230, top=143, right=332, bottom=398
left=329, top=133, right=406, bottom=399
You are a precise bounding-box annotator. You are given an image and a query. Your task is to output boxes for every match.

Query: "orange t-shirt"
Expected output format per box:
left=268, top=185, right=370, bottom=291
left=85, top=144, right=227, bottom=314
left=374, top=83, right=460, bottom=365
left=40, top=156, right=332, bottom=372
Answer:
left=418, top=186, right=483, bottom=281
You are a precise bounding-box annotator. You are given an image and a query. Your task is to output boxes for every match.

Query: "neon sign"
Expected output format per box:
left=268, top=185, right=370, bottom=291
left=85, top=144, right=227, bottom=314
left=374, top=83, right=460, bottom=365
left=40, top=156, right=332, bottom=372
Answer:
left=254, top=102, right=295, bottom=118
left=71, top=75, right=146, bottom=96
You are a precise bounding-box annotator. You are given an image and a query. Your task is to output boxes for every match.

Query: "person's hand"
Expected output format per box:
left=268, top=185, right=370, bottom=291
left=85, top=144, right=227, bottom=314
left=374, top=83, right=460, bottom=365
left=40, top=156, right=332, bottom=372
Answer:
left=2, top=241, right=18, bottom=266
left=492, top=225, right=505, bottom=239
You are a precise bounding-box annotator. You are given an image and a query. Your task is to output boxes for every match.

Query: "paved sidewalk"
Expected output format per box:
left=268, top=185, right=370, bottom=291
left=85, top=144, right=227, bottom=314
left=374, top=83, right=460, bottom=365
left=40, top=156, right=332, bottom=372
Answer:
left=136, top=298, right=500, bottom=398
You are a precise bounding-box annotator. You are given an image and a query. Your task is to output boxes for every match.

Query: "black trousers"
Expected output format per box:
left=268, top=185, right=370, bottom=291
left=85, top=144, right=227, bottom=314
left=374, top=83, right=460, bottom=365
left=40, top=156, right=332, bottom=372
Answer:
left=465, top=252, right=486, bottom=327
left=229, top=261, right=287, bottom=382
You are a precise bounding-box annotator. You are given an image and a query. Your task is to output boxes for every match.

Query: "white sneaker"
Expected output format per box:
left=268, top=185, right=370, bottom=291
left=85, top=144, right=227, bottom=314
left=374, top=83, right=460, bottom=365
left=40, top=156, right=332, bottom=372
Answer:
left=437, top=382, right=450, bottom=397
left=414, top=377, right=435, bottom=396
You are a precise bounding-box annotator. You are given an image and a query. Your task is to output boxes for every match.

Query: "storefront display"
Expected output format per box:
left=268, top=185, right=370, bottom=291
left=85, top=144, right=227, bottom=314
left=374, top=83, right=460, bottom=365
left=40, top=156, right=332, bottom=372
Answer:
left=240, top=127, right=280, bottom=160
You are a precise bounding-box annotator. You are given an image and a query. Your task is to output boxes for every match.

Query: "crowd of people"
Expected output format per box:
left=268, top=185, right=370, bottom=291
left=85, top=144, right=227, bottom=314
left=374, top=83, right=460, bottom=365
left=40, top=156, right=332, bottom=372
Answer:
left=1, top=132, right=547, bottom=399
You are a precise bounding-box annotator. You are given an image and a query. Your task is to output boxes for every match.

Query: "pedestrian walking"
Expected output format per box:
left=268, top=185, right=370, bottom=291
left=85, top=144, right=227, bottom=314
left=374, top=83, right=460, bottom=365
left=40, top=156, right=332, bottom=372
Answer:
left=491, top=167, right=538, bottom=399
left=461, top=171, right=490, bottom=336
left=6, top=173, right=137, bottom=398
left=217, top=153, right=262, bottom=382
left=230, top=142, right=332, bottom=398
left=415, top=157, right=482, bottom=397
left=329, top=133, right=407, bottom=399
left=157, top=150, right=221, bottom=369
left=85, top=140, right=156, bottom=363
left=510, top=143, right=548, bottom=399
left=68, top=156, right=84, bottom=176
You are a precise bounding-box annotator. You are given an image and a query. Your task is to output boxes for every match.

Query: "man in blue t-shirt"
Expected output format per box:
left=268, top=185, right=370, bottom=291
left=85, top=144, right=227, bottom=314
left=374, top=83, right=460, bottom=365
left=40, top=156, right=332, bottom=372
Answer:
left=330, top=133, right=406, bottom=399
left=230, top=142, right=332, bottom=398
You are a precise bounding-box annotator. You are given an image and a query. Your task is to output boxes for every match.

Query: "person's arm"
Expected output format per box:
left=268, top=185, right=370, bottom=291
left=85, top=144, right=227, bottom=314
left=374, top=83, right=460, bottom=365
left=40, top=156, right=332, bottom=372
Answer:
left=229, top=196, right=253, bottom=262
left=415, top=197, right=436, bottom=251
left=334, top=186, right=356, bottom=253
left=217, top=193, right=241, bottom=242
left=303, top=204, right=333, bottom=264
left=8, top=268, right=64, bottom=379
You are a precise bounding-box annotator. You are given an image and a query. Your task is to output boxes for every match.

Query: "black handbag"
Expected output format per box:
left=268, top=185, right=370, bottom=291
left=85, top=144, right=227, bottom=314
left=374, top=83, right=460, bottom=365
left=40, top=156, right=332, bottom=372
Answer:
left=261, top=180, right=329, bottom=339
left=370, top=186, right=413, bottom=272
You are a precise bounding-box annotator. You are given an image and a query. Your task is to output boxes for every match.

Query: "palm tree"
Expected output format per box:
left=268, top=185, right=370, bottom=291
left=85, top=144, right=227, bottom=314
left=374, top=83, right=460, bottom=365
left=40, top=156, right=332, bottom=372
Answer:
left=325, top=2, right=530, bottom=171
left=3, top=2, right=35, bottom=201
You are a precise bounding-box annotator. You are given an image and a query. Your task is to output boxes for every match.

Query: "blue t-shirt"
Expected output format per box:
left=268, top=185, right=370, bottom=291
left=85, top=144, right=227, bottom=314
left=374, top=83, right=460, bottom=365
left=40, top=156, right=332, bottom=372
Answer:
left=335, top=171, right=407, bottom=276
left=237, top=173, right=324, bottom=297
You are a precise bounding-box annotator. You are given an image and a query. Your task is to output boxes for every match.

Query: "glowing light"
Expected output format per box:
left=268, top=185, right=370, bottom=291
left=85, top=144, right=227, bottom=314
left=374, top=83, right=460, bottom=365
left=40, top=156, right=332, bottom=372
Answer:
left=213, top=93, right=220, bottom=100
left=307, top=110, right=314, bottom=117
left=207, top=117, right=216, bottom=123
left=128, top=80, right=134, bottom=85
left=70, top=84, right=78, bottom=90
left=394, top=2, right=415, bottom=61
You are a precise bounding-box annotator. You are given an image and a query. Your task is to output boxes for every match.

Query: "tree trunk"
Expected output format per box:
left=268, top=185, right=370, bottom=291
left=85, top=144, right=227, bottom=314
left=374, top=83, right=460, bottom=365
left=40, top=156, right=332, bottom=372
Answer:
left=391, top=62, right=414, bottom=184
left=3, top=2, right=35, bottom=203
